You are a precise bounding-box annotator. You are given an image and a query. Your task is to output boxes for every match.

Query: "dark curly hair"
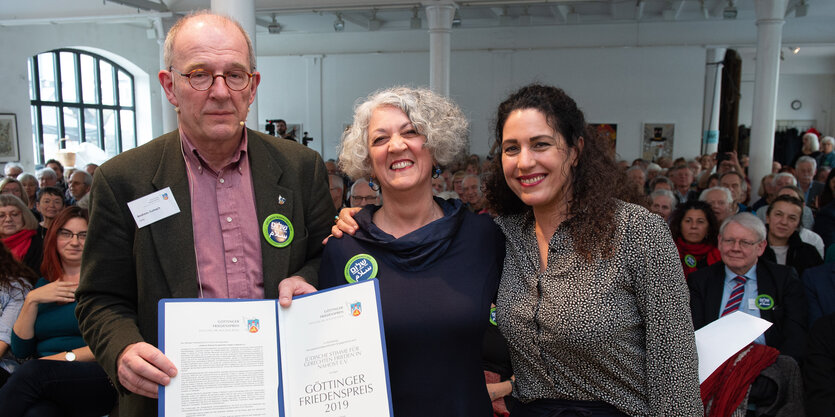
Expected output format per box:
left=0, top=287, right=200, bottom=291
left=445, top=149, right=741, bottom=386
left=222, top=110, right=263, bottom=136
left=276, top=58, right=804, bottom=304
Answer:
left=0, top=243, right=37, bottom=296
left=668, top=200, right=719, bottom=245
left=483, top=84, right=645, bottom=260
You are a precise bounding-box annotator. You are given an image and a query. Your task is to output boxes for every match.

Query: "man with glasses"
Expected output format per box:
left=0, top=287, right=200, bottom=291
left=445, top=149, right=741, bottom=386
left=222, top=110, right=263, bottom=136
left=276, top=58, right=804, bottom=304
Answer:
left=688, top=212, right=807, bottom=361
left=75, top=11, right=335, bottom=417
left=349, top=178, right=381, bottom=208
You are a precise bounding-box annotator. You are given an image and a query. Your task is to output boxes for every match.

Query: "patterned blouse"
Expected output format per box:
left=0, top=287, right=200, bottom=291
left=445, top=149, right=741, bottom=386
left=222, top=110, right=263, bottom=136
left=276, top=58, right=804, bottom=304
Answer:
left=494, top=202, right=702, bottom=416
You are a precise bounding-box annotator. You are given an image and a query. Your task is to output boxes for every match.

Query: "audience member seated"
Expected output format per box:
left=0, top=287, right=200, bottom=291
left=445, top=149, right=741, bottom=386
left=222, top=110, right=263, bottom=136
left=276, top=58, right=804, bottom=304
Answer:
left=649, top=189, right=676, bottom=222
left=670, top=200, right=721, bottom=280
left=451, top=170, right=466, bottom=196
left=751, top=173, right=776, bottom=211
left=461, top=174, right=487, bottom=213
left=687, top=158, right=702, bottom=179
left=0, top=207, right=117, bottom=415
left=348, top=177, right=381, bottom=208
left=757, top=185, right=815, bottom=230
left=648, top=175, right=673, bottom=192
left=431, top=175, right=446, bottom=195
left=813, top=168, right=835, bottom=249
left=625, top=166, right=646, bottom=194
left=0, top=178, right=27, bottom=208
left=817, top=135, right=835, bottom=169
left=44, top=160, right=67, bottom=192
left=700, top=186, right=735, bottom=224
left=646, top=162, right=662, bottom=182
left=35, top=168, right=58, bottom=190
left=0, top=245, right=36, bottom=388
left=3, top=163, right=23, bottom=179
left=790, top=132, right=822, bottom=169
left=15, top=174, right=39, bottom=217
left=36, top=187, right=65, bottom=235
left=761, top=195, right=823, bottom=277
left=801, top=262, right=835, bottom=327
left=67, top=170, right=92, bottom=206
left=0, top=195, right=43, bottom=276
left=328, top=173, right=346, bottom=211
left=669, top=165, right=698, bottom=203
left=796, top=156, right=824, bottom=209
left=803, top=312, right=835, bottom=416
left=719, top=171, right=751, bottom=213
left=689, top=212, right=807, bottom=361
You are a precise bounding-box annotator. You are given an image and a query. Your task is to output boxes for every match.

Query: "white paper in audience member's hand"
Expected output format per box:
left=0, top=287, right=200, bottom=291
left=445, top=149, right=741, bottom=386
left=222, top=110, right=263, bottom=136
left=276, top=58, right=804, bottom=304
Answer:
left=694, top=312, right=773, bottom=384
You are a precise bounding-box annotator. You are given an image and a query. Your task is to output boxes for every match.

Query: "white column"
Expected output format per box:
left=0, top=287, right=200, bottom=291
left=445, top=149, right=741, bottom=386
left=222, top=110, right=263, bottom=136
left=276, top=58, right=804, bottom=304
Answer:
left=425, top=3, right=455, bottom=96
left=701, top=47, right=725, bottom=155
left=749, top=0, right=788, bottom=197
left=211, top=0, right=259, bottom=130
left=304, top=55, right=324, bottom=155
left=157, top=17, right=178, bottom=133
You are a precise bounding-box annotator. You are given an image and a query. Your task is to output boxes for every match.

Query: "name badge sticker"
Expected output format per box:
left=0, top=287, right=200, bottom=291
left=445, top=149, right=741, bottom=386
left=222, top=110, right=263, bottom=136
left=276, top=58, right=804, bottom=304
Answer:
left=127, top=187, right=181, bottom=228
left=263, top=214, right=294, bottom=248
left=756, top=294, right=775, bottom=310
left=344, top=254, right=378, bottom=283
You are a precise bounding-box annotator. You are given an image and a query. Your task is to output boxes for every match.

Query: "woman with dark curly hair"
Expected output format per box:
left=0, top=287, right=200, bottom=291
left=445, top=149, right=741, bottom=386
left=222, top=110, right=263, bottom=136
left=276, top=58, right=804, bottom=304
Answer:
left=0, top=244, right=36, bottom=387
left=481, top=84, right=701, bottom=416
left=669, top=200, right=721, bottom=279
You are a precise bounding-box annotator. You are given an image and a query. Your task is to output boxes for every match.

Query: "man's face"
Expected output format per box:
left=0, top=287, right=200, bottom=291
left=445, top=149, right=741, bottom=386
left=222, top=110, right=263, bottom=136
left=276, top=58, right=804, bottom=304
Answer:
left=325, top=161, right=337, bottom=175
left=774, top=175, right=795, bottom=190
left=650, top=195, right=673, bottom=220
left=687, top=161, right=701, bottom=177
left=69, top=172, right=90, bottom=200
left=823, top=142, right=834, bottom=154
left=705, top=189, right=733, bottom=223
left=796, top=161, right=814, bottom=185
left=627, top=170, right=645, bottom=189
left=160, top=17, right=260, bottom=148
left=46, top=162, right=63, bottom=178
left=718, top=222, right=766, bottom=274
left=5, top=167, right=22, bottom=178
left=276, top=121, right=287, bottom=135
left=349, top=181, right=380, bottom=207
left=461, top=177, right=481, bottom=205
left=670, top=167, right=693, bottom=188
left=720, top=174, right=744, bottom=204
left=328, top=176, right=343, bottom=210
left=38, top=174, right=56, bottom=188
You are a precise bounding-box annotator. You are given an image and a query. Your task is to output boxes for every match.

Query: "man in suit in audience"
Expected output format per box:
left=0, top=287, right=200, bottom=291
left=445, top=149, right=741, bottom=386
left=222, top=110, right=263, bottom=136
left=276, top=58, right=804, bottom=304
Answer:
left=796, top=156, right=824, bottom=209
left=688, top=212, right=808, bottom=360
left=75, top=12, right=335, bottom=417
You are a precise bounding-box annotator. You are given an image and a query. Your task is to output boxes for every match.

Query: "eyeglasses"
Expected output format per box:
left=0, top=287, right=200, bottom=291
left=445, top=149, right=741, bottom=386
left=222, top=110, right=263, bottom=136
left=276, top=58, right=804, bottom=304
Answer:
left=169, top=67, right=253, bottom=91
left=719, top=238, right=760, bottom=249
left=351, top=195, right=378, bottom=203
left=57, top=228, right=87, bottom=242
left=0, top=211, right=22, bottom=221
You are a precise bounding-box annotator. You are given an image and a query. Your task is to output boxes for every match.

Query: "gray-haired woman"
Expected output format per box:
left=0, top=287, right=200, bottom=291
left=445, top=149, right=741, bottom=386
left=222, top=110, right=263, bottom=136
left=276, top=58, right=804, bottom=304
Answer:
left=319, top=86, right=504, bottom=416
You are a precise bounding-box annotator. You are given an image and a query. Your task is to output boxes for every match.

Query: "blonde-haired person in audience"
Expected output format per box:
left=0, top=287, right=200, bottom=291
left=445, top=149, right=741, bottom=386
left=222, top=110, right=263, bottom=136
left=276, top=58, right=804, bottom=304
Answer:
left=15, top=174, right=39, bottom=214
left=0, top=195, right=43, bottom=275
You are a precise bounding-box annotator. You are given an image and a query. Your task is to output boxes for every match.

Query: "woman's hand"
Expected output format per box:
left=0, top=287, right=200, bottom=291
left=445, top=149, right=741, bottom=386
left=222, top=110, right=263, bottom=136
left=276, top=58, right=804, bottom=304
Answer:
left=26, top=281, right=77, bottom=305
left=486, top=380, right=513, bottom=401
left=322, top=207, right=362, bottom=244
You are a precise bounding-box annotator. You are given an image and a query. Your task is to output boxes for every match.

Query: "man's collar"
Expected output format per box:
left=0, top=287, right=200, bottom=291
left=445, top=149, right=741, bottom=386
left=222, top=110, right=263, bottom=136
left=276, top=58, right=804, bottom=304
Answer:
left=724, top=263, right=757, bottom=282
left=179, top=129, right=248, bottom=174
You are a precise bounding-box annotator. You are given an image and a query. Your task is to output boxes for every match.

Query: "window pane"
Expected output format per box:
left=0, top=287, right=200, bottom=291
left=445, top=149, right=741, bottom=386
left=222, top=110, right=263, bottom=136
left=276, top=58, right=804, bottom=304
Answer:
left=30, top=106, right=41, bottom=161
left=80, top=54, right=98, bottom=104
left=118, top=70, right=133, bottom=106
left=63, top=107, right=81, bottom=146
left=38, top=53, right=56, bottom=102
left=84, top=108, right=100, bottom=146
left=102, top=109, right=118, bottom=158
left=99, top=60, right=115, bottom=105
left=41, top=106, right=60, bottom=159
left=60, top=51, right=78, bottom=103
left=120, top=110, right=135, bottom=151
left=28, top=58, right=36, bottom=101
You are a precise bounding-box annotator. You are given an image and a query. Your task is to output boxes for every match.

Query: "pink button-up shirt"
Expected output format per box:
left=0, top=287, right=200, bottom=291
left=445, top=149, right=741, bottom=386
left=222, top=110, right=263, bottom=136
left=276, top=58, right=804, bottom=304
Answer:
left=181, top=130, right=264, bottom=299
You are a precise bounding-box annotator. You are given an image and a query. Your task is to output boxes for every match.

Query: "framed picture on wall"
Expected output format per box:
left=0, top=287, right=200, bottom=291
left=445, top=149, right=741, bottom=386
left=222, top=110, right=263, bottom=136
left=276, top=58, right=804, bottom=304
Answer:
left=589, top=123, right=617, bottom=155
left=0, top=114, right=19, bottom=162
left=642, top=123, right=674, bottom=162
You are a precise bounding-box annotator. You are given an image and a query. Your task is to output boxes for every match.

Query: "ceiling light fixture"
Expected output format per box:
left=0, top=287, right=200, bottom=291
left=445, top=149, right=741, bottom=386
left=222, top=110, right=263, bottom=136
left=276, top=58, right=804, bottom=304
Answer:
left=268, top=14, right=280, bottom=34
left=410, top=7, right=421, bottom=29
left=333, top=13, right=345, bottom=32
left=368, top=9, right=382, bottom=31
left=723, top=0, right=737, bottom=20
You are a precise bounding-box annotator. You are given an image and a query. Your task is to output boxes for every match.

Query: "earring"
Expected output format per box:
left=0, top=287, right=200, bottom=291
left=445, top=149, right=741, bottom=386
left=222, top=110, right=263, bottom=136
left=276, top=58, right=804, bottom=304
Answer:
left=368, top=178, right=380, bottom=192
left=174, top=107, right=180, bottom=113
left=432, top=166, right=442, bottom=179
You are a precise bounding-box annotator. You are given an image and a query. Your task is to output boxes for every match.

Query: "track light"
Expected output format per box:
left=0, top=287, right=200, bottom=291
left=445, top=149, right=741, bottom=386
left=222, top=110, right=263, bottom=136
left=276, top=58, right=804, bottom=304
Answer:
left=410, top=7, right=421, bottom=29
left=723, top=0, right=737, bottom=19
left=333, top=13, right=345, bottom=32
left=368, top=9, right=382, bottom=31
left=268, top=14, right=280, bottom=34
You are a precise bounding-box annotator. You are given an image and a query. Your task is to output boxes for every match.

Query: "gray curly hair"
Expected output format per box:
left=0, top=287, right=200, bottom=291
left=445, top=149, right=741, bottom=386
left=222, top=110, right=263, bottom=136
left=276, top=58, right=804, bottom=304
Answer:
left=338, top=86, right=469, bottom=180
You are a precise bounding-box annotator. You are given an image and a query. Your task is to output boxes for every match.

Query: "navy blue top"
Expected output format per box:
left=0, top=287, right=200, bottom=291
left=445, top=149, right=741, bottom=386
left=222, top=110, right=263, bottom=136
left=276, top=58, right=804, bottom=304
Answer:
left=319, top=198, right=504, bottom=417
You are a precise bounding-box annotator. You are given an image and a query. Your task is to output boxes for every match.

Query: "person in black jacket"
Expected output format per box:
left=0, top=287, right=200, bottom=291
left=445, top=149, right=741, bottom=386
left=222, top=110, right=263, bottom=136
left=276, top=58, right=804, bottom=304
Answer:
left=762, top=195, right=823, bottom=277
left=803, top=312, right=835, bottom=416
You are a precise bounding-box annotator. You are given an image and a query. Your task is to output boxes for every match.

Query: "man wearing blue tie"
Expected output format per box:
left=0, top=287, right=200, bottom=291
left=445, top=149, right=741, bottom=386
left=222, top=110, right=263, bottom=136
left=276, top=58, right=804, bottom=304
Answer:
left=688, top=212, right=808, bottom=361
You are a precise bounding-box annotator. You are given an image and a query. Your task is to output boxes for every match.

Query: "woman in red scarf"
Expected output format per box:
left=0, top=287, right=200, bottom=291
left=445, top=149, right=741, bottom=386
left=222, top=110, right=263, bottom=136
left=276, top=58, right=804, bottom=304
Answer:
left=669, top=200, right=721, bottom=279
left=0, top=195, right=43, bottom=275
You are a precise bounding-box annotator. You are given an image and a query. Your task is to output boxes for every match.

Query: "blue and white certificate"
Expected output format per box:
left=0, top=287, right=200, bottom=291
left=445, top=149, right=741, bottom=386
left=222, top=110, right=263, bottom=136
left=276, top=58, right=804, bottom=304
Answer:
left=158, top=280, right=392, bottom=417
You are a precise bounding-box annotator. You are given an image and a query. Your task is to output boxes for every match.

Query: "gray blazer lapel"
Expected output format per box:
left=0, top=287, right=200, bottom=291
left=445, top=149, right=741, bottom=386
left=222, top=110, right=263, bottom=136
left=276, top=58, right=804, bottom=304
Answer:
left=149, top=132, right=199, bottom=298
left=248, top=131, right=293, bottom=298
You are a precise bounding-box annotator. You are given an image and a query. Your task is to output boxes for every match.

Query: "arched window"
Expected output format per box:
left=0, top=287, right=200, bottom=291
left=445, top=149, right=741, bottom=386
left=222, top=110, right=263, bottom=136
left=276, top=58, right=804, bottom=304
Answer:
left=28, top=48, right=137, bottom=163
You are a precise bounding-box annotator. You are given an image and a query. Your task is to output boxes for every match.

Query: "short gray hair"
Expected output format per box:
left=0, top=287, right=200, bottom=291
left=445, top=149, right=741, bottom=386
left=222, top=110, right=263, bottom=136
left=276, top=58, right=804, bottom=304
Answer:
left=164, top=11, right=256, bottom=71
left=462, top=174, right=483, bottom=197
left=650, top=189, right=677, bottom=209
left=796, top=155, right=817, bottom=171
left=772, top=172, right=797, bottom=187
left=338, top=86, right=469, bottom=180
left=720, top=212, right=766, bottom=242
left=328, top=174, right=344, bottom=190
left=822, top=136, right=835, bottom=147
left=349, top=177, right=381, bottom=198
left=4, top=163, right=23, bottom=176
left=72, top=170, right=93, bottom=186
left=700, top=186, right=734, bottom=205
left=720, top=171, right=748, bottom=193
left=0, top=194, right=39, bottom=231
left=36, top=167, right=57, bottom=181
left=646, top=163, right=662, bottom=173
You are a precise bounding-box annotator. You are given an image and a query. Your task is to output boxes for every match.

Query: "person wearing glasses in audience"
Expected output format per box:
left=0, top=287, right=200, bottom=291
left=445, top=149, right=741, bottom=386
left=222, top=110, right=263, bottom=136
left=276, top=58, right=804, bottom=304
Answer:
left=688, top=212, right=808, bottom=361
left=348, top=177, right=381, bottom=208
left=0, top=195, right=43, bottom=275
left=0, top=207, right=117, bottom=416
left=75, top=11, right=335, bottom=417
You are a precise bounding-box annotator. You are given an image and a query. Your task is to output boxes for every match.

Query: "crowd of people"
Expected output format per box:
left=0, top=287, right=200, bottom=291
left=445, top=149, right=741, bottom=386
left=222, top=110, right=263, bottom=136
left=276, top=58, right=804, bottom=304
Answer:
left=0, top=9, right=834, bottom=417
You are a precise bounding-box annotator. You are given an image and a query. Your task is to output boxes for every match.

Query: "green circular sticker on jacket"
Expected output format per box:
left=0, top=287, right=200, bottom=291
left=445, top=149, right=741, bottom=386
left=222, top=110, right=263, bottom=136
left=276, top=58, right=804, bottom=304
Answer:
left=684, top=254, right=697, bottom=268
left=344, top=254, right=378, bottom=283
left=756, top=294, right=775, bottom=310
left=262, top=214, right=294, bottom=248
left=489, top=307, right=497, bottom=326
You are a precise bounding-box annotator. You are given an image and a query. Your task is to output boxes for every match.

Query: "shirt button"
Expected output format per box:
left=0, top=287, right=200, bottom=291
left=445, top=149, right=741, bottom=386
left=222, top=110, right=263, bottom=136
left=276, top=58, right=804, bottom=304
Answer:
left=226, top=217, right=232, bottom=223
left=219, top=178, right=225, bottom=184
left=232, top=257, right=238, bottom=263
